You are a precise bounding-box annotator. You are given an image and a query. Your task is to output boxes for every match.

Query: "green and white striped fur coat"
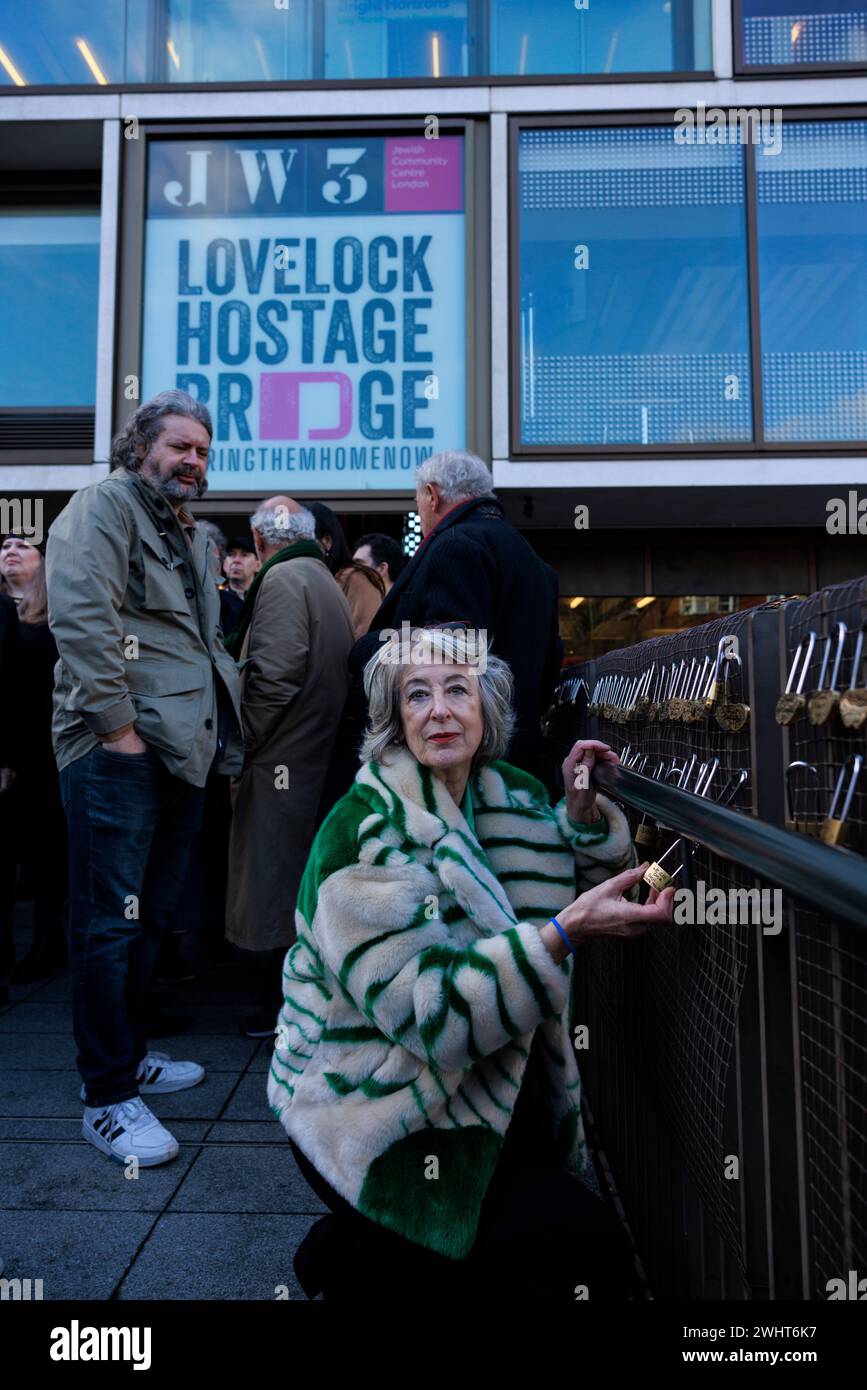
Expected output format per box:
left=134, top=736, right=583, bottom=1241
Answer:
left=268, top=745, right=636, bottom=1259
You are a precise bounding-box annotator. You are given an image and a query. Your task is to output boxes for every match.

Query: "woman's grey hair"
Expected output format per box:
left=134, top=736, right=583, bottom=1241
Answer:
left=110, top=390, right=213, bottom=473
left=249, top=503, right=316, bottom=547
left=415, top=450, right=494, bottom=504
left=360, top=629, right=515, bottom=767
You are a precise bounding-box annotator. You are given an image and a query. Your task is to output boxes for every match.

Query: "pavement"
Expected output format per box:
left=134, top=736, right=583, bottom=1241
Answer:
left=0, top=911, right=325, bottom=1301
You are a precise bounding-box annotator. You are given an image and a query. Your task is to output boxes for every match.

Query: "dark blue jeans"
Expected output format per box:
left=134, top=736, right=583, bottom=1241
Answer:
left=60, top=745, right=205, bottom=1108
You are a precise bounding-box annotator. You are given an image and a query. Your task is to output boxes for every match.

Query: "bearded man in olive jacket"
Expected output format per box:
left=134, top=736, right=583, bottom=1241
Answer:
left=46, top=390, right=243, bottom=1170
left=225, top=496, right=354, bottom=1037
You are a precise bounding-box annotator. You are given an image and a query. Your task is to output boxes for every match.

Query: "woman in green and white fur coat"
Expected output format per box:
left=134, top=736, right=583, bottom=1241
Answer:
left=269, top=627, right=673, bottom=1300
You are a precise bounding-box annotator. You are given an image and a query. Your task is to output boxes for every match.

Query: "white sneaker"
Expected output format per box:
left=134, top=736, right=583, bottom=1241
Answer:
left=80, top=1051, right=205, bottom=1103
left=82, top=1097, right=179, bottom=1167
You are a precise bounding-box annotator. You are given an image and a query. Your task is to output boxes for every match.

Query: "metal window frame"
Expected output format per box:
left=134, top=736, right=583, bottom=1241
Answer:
left=508, top=107, right=867, bottom=460
left=732, top=0, right=867, bottom=77
left=114, top=115, right=489, bottom=503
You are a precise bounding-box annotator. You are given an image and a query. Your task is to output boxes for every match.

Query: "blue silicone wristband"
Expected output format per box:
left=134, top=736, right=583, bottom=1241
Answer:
left=549, top=916, right=580, bottom=956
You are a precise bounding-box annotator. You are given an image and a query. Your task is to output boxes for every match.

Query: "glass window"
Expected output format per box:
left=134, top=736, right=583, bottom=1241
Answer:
left=323, top=0, right=471, bottom=79
left=491, top=0, right=712, bottom=75
left=559, top=595, right=768, bottom=661
left=516, top=126, right=752, bottom=449
left=0, top=0, right=125, bottom=85
left=0, top=211, right=99, bottom=406
left=156, top=0, right=311, bottom=83
left=741, top=0, right=867, bottom=67
left=756, top=120, right=867, bottom=444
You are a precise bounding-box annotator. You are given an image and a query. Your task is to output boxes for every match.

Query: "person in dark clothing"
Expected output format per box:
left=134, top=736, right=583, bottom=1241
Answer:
left=350, top=450, right=563, bottom=784
left=352, top=532, right=406, bottom=591
left=218, top=534, right=259, bottom=640
left=0, top=591, right=22, bottom=993
left=0, top=535, right=67, bottom=983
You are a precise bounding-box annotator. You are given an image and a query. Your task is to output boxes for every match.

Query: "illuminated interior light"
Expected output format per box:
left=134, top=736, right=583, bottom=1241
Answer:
left=254, top=37, right=271, bottom=80
left=75, top=38, right=109, bottom=84
left=569, top=596, right=585, bottom=609
left=635, top=596, right=656, bottom=610
left=791, top=20, right=803, bottom=43
left=166, top=39, right=181, bottom=71
left=0, top=45, right=26, bottom=85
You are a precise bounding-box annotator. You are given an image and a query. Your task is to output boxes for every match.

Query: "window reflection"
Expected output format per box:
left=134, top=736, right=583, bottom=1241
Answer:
left=491, top=0, right=712, bottom=75
left=757, top=120, right=867, bottom=442
left=0, top=0, right=714, bottom=83
left=559, top=595, right=768, bottom=661
left=324, top=0, right=471, bottom=79
left=0, top=211, right=100, bottom=405
left=742, top=0, right=867, bottom=67
left=517, top=126, right=753, bottom=448
left=0, top=1, right=123, bottom=85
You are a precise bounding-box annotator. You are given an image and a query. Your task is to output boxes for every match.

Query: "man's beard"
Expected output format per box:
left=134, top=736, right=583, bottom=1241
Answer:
left=147, top=466, right=208, bottom=502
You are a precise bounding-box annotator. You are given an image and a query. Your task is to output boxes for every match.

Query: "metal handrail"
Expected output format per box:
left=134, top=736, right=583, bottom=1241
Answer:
left=590, top=760, right=867, bottom=934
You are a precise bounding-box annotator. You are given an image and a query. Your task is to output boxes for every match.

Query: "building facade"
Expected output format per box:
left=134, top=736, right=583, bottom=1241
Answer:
left=1, top=0, right=865, bottom=659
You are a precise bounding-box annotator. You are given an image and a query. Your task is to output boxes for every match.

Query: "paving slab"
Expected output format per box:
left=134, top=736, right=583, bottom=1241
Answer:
left=0, top=1001, right=73, bottom=1034
left=0, top=1210, right=157, bottom=1301
left=166, top=1143, right=326, bottom=1215
left=114, top=1212, right=318, bottom=1301
left=0, top=1132, right=204, bottom=1212
left=0, top=1069, right=238, bottom=1122
left=214, top=1070, right=274, bottom=1122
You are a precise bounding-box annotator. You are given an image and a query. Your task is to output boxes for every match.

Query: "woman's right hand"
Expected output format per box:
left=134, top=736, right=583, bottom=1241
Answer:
left=556, top=863, right=674, bottom=948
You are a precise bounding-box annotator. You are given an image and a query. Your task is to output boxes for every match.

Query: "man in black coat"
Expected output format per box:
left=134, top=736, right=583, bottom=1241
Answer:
left=349, top=451, right=563, bottom=781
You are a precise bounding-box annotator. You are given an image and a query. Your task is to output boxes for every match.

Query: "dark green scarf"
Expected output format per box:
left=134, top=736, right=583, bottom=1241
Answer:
left=223, top=539, right=323, bottom=657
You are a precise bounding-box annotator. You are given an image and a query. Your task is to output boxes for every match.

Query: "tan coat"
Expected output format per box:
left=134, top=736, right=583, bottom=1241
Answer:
left=226, top=555, right=354, bottom=952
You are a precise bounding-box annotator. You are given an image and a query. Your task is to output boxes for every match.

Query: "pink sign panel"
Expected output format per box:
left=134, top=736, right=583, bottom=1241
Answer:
left=384, top=136, right=464, bottom=214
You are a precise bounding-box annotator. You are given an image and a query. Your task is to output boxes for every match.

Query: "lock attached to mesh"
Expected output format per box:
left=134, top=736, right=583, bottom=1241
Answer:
left=819, top=754, right=863, bottom=848
left=785, top=760, right=821, bottom=838
left=775, top=630, right=817, bottom=726
left=642, top=761, right=735, bottom=892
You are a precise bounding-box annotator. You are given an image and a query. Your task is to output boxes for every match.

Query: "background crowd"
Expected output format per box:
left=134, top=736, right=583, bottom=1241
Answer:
left=0, top=392, right=564, bottom=1046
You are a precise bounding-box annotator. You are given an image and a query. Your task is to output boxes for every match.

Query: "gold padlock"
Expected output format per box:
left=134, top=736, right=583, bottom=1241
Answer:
left=644, top=861, right=672, bottom=891
left=819, top=754, right=862, bottom=848
left=775, top=631, right=817, bottom=726
left=839, top=628, right=867, bottom=730
left=714, top=654, right=750, bottom=732
left=807, top=622, right=847, bottom=728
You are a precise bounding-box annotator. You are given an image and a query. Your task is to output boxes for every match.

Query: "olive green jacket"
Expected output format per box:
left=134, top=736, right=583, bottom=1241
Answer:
left=46, top=467, right=243, bottom=787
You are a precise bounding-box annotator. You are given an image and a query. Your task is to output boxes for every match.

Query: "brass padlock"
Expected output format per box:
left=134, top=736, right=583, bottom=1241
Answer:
left=840, top=628, right=867, bottom=730
left=633, top=758, right=667, bottom=852
left=775, top=631, right=817, bottom=725
left=820, top=754, right=863, bottom=847
left=785, top=760, right=821, bottom=838
left=683, top=656, right=712, bottom=723
left=702, top=639, right=725, bottom=712
left=632, top=665, right=654, bottom=720
left=669, top=659, right=695, bottom=722
left=714, top=654, right=750, bottom=732
left=807, top=622, right=847, bottom=727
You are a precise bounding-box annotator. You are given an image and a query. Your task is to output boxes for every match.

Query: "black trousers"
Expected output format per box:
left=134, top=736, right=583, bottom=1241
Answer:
left=291, top=1137, right=636, bottom=1302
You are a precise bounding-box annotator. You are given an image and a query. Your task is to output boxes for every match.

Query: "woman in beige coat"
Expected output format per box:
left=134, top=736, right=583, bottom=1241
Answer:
left=225, top=497, right=355, bottom=1036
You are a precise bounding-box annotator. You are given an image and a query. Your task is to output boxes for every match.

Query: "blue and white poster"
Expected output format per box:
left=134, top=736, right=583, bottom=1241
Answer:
left=142, top=135, right=466, bottom=492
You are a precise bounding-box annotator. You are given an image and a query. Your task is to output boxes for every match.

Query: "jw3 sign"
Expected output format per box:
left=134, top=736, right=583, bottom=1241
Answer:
left=141, top=137, right=466, bottom=493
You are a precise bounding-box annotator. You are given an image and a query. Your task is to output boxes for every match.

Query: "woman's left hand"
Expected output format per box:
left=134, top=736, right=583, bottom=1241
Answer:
left=563, top=739, right=620, bottom=823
